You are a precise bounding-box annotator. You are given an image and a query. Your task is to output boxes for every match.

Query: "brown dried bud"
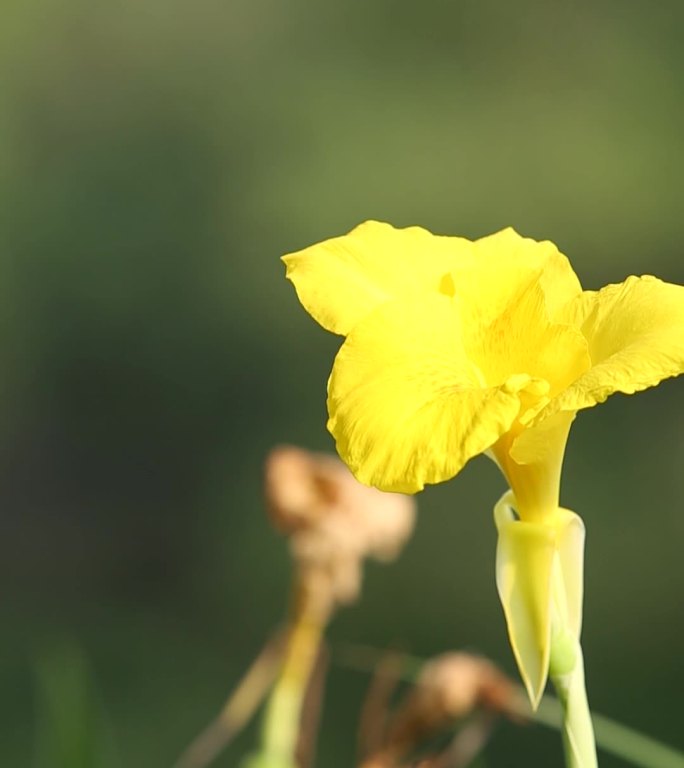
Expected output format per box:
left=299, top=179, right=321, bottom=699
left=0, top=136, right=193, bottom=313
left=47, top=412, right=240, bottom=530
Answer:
left=378, top=653, right=522, bottom=760
left=416, top=653, right=519, bottom=718
left=264, top=445, right=415, bottom=607
left=265, top=445, right=329, bottom=533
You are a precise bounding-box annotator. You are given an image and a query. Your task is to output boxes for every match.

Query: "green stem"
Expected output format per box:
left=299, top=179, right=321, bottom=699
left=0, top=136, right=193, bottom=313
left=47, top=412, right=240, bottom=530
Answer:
left=258, top=582, right=327, bottom=766
left=535, top=697, right=684, bottom=768
left=550, top=644, right=598, bottom=768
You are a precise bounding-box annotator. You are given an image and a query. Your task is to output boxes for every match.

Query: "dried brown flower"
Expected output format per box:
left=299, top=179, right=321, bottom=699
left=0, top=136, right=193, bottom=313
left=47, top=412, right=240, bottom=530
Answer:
left=265, top=445, right=415, bottom=607
left=361, top=653, right=523, bottom=767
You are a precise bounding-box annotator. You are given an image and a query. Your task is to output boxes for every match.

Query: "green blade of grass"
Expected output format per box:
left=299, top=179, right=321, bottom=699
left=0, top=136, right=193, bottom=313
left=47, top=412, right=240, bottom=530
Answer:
left=32, top=638, right=117, bottom=768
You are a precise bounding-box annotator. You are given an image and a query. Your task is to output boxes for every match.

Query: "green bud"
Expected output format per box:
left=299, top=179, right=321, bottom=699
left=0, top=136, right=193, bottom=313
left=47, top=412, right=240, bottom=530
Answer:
left=549, top=628, right=577, bottom=678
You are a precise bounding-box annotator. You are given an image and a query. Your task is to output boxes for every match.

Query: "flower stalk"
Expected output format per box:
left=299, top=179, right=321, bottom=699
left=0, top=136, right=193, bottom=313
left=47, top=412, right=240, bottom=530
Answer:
left=257, top=579, right=329, bottom=767
left=551, top=644, right=597, bottom=768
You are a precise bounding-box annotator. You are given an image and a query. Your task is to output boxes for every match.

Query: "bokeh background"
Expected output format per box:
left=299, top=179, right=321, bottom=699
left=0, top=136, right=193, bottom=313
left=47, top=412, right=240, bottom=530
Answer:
left=1, top=1, right=683, bottom=766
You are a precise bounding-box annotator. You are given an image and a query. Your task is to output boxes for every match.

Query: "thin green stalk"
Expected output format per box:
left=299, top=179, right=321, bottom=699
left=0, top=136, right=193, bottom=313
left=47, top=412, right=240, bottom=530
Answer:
left=247, top=582, right=328, bottom=768
left=535, top=695, right=684, bottom=768
left=550, top=645, right=597, bottom=768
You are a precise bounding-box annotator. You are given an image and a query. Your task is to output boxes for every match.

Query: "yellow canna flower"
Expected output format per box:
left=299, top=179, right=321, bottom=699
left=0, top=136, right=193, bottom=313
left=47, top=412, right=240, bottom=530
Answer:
left=282, top=221, right=684, bottom=722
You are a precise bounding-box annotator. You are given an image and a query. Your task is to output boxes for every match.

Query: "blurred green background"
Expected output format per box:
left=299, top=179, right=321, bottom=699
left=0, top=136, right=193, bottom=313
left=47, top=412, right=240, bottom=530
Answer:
left=1, top=1, right=683, bottom=765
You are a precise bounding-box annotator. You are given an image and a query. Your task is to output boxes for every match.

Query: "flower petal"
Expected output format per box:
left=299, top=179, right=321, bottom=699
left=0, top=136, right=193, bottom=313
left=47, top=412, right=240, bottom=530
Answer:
left=454, top=228, right=583, bottom=325
left=327, top=293, right=524, bottom=493
left=283, top=221, right=473, bottom=335
left=541, top=275, right=684, bottom=417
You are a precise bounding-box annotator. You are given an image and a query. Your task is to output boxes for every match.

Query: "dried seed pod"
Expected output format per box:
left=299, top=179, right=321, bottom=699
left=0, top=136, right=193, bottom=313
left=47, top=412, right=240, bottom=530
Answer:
left=363, top=653, right=522, bottom=766
left=265, top=445, right=415, bottom=607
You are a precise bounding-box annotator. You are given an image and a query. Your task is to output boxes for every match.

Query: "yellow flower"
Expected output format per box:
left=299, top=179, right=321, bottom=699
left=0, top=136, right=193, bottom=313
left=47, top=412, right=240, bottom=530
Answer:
left=283, top=221, right=684, bottom=706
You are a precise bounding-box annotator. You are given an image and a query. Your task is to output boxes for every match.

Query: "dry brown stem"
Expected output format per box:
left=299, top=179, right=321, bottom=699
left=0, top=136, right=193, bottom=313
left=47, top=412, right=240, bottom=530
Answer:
left=173, top=629, right=286, bottom=768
